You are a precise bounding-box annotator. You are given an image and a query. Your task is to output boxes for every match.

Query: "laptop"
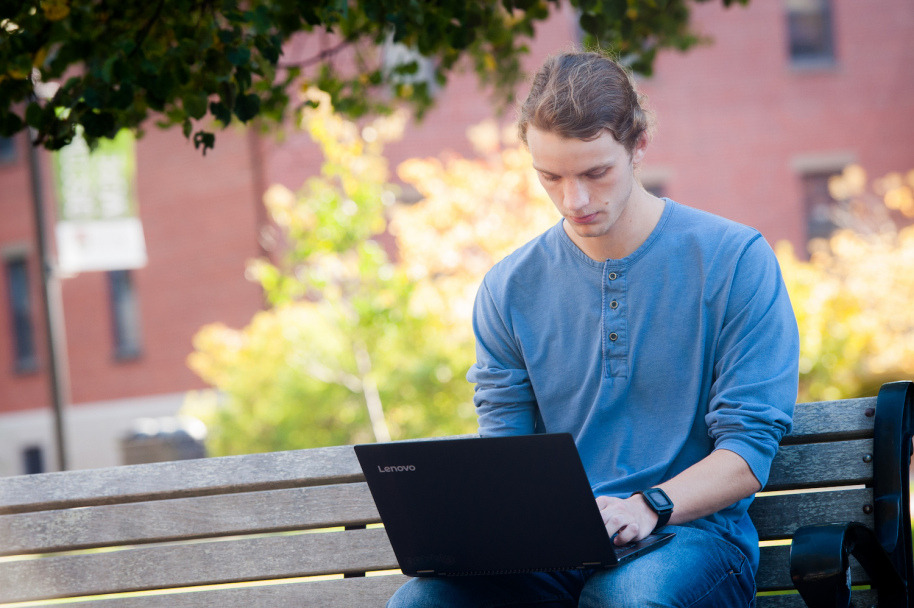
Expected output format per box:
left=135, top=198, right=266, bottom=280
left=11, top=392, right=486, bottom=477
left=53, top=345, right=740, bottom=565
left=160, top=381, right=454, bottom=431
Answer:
left=354, top=433, right=675, bottom=577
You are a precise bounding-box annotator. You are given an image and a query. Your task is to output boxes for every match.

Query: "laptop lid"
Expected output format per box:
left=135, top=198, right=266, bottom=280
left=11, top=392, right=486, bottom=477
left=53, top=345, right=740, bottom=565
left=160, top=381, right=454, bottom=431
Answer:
left=354, top=433, right=673, bottom=577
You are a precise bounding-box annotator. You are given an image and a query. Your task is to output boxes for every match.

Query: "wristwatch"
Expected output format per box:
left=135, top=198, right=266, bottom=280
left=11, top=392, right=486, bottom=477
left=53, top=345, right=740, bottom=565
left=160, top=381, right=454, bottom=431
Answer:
left=632, top=487, right=673, bottom=532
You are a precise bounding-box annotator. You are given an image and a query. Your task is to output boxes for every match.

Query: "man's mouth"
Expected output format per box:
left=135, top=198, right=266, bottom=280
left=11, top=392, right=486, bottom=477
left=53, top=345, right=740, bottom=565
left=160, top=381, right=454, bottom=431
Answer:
left=567, top=213, right=598, bottom=224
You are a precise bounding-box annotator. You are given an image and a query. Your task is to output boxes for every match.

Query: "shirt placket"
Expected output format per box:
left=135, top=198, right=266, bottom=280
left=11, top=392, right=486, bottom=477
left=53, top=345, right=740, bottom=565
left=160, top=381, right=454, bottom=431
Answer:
left=602, top=264, right=629, bottom=378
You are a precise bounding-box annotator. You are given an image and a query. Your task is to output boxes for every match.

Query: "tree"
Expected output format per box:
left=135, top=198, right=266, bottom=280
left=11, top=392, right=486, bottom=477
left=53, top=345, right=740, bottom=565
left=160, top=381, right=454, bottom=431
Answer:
left=185, top=100, right=560, bottom=454
left=1, top=0, right=748, bottom=153
left=777, top=165, right=914, bottom=402
left=186, top=91, right=470, bottom=452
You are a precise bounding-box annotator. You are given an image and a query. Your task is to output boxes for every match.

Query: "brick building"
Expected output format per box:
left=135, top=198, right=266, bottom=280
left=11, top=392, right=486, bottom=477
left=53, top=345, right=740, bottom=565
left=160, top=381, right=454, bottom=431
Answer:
left=1, top=0, right=911, bottom=475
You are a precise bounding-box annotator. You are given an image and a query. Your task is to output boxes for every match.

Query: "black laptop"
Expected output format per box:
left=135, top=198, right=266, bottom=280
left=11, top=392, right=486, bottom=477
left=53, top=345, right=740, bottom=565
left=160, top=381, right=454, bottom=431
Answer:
left=354, top=433, right=675, bottom=577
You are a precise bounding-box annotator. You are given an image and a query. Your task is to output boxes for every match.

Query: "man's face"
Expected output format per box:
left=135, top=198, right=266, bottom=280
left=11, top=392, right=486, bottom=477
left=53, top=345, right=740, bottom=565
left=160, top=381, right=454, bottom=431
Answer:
left=527, top=126, right=646, bottom=258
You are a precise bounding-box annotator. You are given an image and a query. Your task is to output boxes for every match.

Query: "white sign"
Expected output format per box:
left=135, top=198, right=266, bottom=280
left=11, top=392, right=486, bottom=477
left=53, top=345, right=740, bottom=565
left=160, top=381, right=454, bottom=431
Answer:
left=53, top=129, right=147, bottom=273
left=55, top=218, right=147, bottom=274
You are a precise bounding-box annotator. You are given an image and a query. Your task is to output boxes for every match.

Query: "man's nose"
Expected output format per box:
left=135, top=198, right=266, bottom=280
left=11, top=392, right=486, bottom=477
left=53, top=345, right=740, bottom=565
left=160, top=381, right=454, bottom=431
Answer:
left=563, top=179, right=588, bottom=210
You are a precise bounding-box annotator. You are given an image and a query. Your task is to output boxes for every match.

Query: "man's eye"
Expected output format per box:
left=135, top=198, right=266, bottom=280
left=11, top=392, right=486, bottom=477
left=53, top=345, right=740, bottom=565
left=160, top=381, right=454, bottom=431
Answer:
left=587, top=169, right=609, bottom=179
left=542, top=174, right=561, bottom=182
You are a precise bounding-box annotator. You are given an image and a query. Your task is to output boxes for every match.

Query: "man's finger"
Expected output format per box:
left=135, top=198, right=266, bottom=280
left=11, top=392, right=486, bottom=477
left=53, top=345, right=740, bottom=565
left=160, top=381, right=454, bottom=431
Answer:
left=614, top=522, right=640, bottom=545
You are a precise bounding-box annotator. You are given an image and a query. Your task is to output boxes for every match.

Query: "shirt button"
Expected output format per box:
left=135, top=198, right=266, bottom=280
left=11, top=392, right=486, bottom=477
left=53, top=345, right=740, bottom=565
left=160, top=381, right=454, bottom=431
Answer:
left=610, top=300, right=619, bottom=310
left=608, top=272, right=618, bottom=281
left=609, top=332, right=618, bottom=341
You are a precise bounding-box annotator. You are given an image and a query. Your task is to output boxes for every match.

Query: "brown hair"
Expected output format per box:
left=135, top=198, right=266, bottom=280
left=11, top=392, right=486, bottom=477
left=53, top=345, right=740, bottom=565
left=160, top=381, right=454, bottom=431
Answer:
left=518, top=50, right=653, bottom=154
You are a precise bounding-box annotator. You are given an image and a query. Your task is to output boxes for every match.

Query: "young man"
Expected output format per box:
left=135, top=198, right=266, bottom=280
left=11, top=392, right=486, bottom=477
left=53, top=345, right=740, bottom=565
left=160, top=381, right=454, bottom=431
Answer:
left=388, top=50, right=799, bottom=607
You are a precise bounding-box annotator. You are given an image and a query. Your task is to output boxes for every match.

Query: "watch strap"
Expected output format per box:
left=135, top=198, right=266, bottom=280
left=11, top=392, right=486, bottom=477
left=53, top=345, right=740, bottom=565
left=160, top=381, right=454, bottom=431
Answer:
left=633, top=487, right=673, bottom=532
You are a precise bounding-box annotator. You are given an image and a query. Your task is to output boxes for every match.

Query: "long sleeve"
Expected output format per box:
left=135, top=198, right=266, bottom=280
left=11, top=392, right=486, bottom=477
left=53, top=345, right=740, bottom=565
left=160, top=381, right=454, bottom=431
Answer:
left=467, top=280, right=538, bottom=436
left=706, top=235, right=799, bottom=488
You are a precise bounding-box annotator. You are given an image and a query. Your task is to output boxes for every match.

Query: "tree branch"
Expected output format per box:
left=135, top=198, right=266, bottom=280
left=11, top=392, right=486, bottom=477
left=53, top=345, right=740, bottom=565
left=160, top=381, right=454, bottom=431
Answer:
left=354, top=343, right=392, bottom=443
left=277, top=39, right=352, bottom=70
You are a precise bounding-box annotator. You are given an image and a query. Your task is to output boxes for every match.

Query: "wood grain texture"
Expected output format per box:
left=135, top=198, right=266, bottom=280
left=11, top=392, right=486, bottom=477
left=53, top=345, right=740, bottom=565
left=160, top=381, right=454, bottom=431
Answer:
left=765, top=439, right=873, bottom=491
left=5, top=575, right=410, bottom=608
left=0, top=445, right=364, bottom=515
left=0, top=482, right=380, bottom=556
left=784, top=397, right=876, bottom=444
left=0, top=527, right=399, bottom=603
left=749, top=488, right=874, bottom=540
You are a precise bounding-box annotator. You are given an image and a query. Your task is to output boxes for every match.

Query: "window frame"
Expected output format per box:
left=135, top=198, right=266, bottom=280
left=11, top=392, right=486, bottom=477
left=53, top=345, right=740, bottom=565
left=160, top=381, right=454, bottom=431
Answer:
left=4, top=255, right=39, bottom=373
left=107, top=269, right=143, bottom=361
left=786, top=0, right=837, bottom=68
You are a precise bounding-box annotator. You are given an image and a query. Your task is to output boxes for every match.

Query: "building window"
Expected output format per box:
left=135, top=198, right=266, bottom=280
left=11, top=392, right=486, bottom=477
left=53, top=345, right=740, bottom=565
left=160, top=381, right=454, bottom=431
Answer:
left=23, top=446, right=45, bottom=474
left=786, top=0, right=835, bottom=65
left=0, top=136, right=16, bottom=164
left=5, top=257, right=38, bottom=373
left=108, top=269, right=143, bottom=360
left=802, top=169, right=843, bottom=242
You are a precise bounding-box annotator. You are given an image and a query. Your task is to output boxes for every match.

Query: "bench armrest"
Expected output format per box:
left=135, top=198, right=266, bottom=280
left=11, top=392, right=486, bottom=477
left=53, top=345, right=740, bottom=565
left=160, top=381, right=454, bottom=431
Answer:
left=790, top=522, right=906, bottom=607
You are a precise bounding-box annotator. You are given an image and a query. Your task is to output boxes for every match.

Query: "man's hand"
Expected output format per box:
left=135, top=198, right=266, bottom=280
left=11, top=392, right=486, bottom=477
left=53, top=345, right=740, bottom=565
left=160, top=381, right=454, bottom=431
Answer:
left=594, top=449, right=763, bottom=547
left=596, top=494, right=658, bottom=546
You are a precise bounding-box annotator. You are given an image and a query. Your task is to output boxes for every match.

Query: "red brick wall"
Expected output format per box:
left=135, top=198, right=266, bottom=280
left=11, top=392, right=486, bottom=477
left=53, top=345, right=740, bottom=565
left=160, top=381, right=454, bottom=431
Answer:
left=639, top=0, right=914, bottom=247
left=0, top=126, right=265, bottom=413
left=0, top=133, right=50, bottom=412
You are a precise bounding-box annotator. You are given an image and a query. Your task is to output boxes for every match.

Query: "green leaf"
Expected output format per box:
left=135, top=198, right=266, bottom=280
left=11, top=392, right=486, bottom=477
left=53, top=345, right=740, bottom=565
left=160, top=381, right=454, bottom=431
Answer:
left=227, top=46, right=251, bottom=66
left=110, top=83, right=135, bottom=110
left=234, top=93, right=260, bottom=122
left=80, top=111, right=116, bottom=138
left=193, top=130, right=215, bottom=153
left=183, top=91, right=208, bottom=119
left=209, top=100, right=232, bottom=125
left=101, top=54, right=119, bottom=83
left=25, top=102, right=44, bottom=128
left=0, top=110, right=24, bottom=136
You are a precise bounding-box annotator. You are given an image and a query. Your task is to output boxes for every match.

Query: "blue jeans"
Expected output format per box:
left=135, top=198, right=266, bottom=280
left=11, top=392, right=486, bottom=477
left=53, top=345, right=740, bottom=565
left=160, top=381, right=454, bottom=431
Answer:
left=386, top=525, right=755, bottom=607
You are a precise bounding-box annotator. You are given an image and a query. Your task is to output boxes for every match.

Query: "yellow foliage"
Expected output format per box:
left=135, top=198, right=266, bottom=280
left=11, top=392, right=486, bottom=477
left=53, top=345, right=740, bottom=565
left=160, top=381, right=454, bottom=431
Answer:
left=299, top=87, right=407, bottom=200
left=391, top=123, right=558, bottom=330
left=778, top=166, right=914, bottom=401
left=40, top=0, right=69, bottom=21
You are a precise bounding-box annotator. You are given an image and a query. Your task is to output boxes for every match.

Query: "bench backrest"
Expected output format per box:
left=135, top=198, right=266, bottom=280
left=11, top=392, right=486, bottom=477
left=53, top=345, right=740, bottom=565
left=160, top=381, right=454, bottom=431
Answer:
left=753, top=393, right=875, bottom=606
left=1, top=383, right=911, bottom=607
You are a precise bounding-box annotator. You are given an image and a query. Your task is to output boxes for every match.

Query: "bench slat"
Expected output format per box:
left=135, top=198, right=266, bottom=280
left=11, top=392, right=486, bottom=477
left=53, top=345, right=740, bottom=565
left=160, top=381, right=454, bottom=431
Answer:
left=0, top=482, right=380, bottom=556
left=748, top=488, right=874, bottom=540
left=784, top=397, right=875, bottom=444
left=0, top=445, right=364, bottom=515
left=9, top=575, right=411, bottom=608
left=765, top=439, right=873, bottom=491
left=756, top=544, right=870, bottom=591
left=0, top=527, right=398, bottom=603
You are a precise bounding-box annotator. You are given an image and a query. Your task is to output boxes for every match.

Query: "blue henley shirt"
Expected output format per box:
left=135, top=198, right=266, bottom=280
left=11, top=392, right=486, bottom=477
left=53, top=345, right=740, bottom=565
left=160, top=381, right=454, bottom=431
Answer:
left=467, top=198, right=800, bottom=571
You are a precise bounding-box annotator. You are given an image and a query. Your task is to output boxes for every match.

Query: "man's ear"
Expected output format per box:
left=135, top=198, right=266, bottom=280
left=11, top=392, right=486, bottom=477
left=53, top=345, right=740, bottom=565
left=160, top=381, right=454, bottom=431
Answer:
left=632, top=133, right=649, bottom=167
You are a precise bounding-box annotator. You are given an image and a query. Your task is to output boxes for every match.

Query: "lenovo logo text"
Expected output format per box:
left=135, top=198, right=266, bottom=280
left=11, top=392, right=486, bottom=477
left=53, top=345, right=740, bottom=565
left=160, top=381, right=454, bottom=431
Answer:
left=377, top=465, right=416, bottom=473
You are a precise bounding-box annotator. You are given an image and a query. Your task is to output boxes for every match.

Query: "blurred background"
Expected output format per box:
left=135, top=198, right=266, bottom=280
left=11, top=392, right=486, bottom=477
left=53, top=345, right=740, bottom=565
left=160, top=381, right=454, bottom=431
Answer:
left=1, top=0, right=912, bottom=475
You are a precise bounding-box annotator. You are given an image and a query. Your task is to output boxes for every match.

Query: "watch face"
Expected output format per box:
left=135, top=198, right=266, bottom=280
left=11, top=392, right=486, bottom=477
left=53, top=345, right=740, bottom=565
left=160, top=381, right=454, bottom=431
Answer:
left=646, top=489, right=673, bottom=510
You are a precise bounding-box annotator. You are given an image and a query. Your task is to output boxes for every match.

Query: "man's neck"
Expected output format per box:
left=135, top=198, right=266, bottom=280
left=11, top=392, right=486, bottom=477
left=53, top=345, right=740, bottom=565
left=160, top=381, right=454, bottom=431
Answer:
left=568, top=189, right=666, bottom=262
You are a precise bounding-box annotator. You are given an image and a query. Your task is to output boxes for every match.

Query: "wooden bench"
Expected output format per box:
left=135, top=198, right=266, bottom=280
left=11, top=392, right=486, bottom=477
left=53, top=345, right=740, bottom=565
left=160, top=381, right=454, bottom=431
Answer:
left=1, top=381, right=912, bottom=607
